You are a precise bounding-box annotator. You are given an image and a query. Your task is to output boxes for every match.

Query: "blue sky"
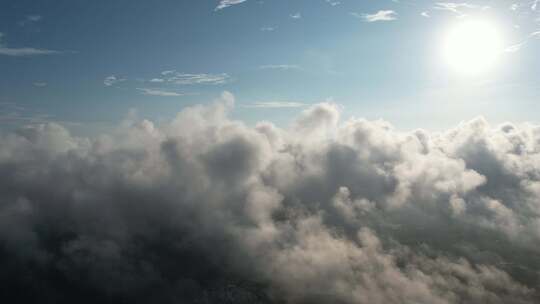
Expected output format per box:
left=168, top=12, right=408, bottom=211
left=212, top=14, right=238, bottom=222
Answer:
left=1, top=0, right=540, bottom=134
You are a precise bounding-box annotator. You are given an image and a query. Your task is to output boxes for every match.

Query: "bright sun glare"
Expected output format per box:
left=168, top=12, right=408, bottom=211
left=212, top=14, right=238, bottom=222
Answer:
left=442, top=19, right=504, bottom=75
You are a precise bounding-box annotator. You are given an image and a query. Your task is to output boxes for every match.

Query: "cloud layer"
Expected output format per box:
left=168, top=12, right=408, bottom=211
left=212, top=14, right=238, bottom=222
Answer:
left=1, top=93, right=540, bottom=303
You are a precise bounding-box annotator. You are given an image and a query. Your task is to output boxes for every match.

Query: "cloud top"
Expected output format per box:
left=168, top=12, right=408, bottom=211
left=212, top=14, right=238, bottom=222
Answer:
left=1, top=95, right=540, bottom=303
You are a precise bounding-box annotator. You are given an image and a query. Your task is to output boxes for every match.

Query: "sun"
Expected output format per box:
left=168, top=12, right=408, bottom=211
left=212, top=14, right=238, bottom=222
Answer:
left=442, top=19, right=504, bottom=75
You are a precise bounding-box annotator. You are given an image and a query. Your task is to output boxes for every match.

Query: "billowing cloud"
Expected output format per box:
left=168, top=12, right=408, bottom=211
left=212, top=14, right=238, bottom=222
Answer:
left=1, top=93, right=540, bottom=303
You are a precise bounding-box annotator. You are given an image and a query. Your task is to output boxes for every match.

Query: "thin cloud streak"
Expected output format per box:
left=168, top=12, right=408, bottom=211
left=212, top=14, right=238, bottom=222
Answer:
left=259, top=64, right=301, bottom=70
left=362, top=10, right=397, bottom=22
left=104, top=75, right=126, bottom=87
left=18, top=15, right=42, bottom=26
left=137, top=88, right=191, bottom=97
left=0, top=33, right=67, bottom=56
left=243, top=101, right=307, bottom=108
left=215, top=0, right=249, bottom=11
left=153, top=71, right=232, bottom=85
left=433, top=2, right=483, bottom=14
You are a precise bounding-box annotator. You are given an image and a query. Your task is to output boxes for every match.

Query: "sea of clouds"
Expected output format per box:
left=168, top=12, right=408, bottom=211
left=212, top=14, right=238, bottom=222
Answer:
left=1, top=92, right=540, bottom=303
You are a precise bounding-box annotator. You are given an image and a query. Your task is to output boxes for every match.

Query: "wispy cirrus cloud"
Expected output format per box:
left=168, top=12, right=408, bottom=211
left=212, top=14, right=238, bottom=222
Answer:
left=153, top=71, right=232, bottom=85
left=215, top=0, right=249, bottom=11
left=505, top=31, right=540, bottom=52
left=0, top=33, right=63, bottom=56
left=0, top=102, right=51, bottom=125
left=362, top=10, right=398, bottom=22
left=259, top=64, right=301, bottom=70
left=433, top=2, right=484, bottom=14
left=243, top=101, right=307, bottom=108
left=290, top=13, right=302, bottom=19
left=104, top=71, right=231, bottom=95
left=104, top=75, right=126, bottom=87
left=137, top=88, right=191, bottom=97
left=0, top=46, right=60, bottom=56
left=326, top=0, right=341, bottom=6
left=18, top=15, right=42, bottom=26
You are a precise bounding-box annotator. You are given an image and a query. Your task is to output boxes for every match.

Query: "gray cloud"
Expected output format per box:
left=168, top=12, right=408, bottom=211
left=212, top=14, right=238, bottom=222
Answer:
left=1, top=93, right=540, bottom=303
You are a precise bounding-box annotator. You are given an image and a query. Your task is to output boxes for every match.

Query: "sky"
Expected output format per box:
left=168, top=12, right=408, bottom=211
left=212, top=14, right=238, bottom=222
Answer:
left=4, top=1, right=540, bottom=304
left=1, top=0, right=540, bottom=134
